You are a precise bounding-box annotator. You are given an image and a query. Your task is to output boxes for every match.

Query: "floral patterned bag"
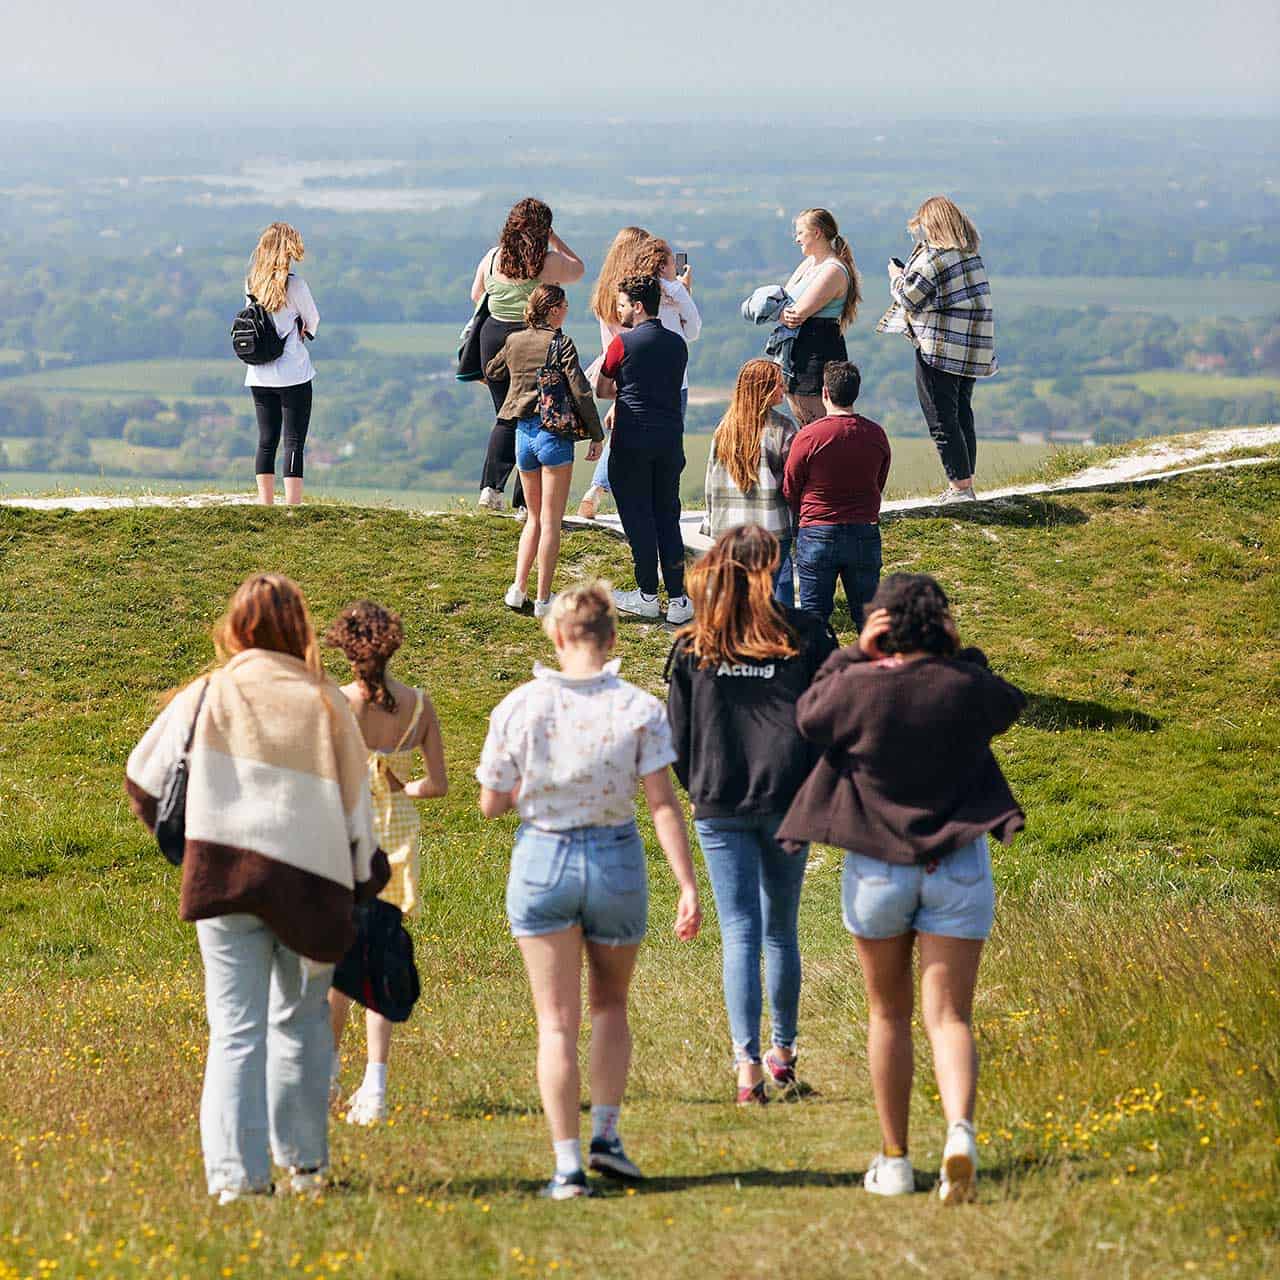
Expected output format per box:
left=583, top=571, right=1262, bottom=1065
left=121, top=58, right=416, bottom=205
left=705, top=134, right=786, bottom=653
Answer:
left=537, top=331, right=593, bottom=440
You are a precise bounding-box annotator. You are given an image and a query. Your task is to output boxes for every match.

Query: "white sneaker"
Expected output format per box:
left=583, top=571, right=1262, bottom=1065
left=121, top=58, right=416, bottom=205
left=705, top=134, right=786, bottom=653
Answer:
left=533, top=595, right=556, bottom=620
left=216, top=1184, right=272, bottom=1205
left=345, top=1088, right=387, bottom=1127
left=503, top=582, right=528, bottom=610
left=934, top=486, right=978, bottom=505
left=665, top=595, right=693, bottom=625
left=280, top=1167, right=327, bottom=1198
left=514, top=504, right=529, bottom=524
left=864, top=1153, right=915, bottom=1197
left=938, top=1120, right=978, bottom=1204
left=613, top=587, right=660, bottom=619
left=478, top=486, right=505, bottom=512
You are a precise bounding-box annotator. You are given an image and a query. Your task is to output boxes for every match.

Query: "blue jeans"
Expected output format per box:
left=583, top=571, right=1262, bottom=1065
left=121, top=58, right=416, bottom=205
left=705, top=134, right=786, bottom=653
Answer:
left=795, top=522, right=882, bottom=630
left=196, top=914, right=334, bottom=1196
left=694, top=814, right=808, bottom=1064
left=592, top=388, right=687, bottom=493
left=773, top=535, right=795, bottom=607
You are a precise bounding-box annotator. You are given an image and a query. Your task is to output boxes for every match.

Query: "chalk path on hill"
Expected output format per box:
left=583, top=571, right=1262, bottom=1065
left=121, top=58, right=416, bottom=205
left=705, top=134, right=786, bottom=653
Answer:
left=5, top=425, right=1278, bottom=551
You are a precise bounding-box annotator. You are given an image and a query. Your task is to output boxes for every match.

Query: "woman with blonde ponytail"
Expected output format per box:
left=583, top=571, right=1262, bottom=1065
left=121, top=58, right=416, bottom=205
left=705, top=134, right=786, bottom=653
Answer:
left=780, top=208, right=862, bottom=425
left=243, top=222, right=321, bottom=506
left=666, top=526, right=837, bottom=1105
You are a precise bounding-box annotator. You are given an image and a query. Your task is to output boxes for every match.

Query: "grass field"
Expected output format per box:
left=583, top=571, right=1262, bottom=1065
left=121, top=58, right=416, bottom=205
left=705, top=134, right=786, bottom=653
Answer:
left=1033, top=372, right=1280, bottom=398
left=989, top=276, right=1280, bottom=319
left=1, top=463, right=1278, bottom=1278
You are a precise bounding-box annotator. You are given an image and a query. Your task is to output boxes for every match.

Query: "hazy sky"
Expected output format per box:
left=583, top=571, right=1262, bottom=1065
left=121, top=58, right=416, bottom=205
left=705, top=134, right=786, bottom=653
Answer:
left=3, top=0, right=1276, bottom=118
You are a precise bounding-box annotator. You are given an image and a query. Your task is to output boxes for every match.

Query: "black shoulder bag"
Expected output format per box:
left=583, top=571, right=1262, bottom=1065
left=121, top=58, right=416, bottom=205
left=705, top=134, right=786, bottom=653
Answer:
left=332, top=898, right=421, bottom=1023
left=155, top=678, right=210, bottom=866
left=456, top=250, right=496, bottom=382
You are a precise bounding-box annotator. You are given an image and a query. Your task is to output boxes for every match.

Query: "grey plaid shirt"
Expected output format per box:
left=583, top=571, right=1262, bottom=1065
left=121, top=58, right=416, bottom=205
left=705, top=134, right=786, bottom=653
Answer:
left=877, top=245, right=998, bottom=379
left=702, top=409, right=799, bottom=539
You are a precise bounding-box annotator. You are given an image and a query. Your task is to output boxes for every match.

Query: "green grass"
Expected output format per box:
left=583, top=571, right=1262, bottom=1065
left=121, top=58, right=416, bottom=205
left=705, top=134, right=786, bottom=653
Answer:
left=1032, top=371, right=1280, bottom=397
left=1, top=466, right=1278, bottom=1277
left=3, top=358, right=237, bottom=398
left=991, top=276, right=1280, bottom=319
left=353, top=322, right=600, bottom=358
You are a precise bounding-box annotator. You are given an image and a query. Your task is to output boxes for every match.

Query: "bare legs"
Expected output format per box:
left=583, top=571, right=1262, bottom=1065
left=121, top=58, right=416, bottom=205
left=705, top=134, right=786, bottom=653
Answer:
left=517, top=928, right=640, bottom=1143
left=514, top=463, right=573, bottom=603
left=283, top=476, right=304, bottom=505
left=853, top=932, right=983, bottom=1152
left=327, top=990, right=393, bottom=1071
left=254, top=475, right=304, bottom=506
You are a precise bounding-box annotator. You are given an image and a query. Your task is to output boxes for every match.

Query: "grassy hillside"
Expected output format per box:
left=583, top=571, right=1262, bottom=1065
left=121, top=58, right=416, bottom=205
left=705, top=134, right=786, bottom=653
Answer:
left=1, top=465, right=1278, bottom=1278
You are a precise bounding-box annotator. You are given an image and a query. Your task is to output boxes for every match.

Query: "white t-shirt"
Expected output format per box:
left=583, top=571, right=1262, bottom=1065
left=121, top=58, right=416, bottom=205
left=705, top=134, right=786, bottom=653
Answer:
left=596, top=279, right=702, bottom=390
left=243, top=274, right=320, bottom=389
left=476, top=659, right=677, bottom=831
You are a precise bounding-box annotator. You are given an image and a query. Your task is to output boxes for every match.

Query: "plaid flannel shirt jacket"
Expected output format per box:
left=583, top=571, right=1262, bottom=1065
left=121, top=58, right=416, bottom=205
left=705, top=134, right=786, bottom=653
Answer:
left=701, top=409, right=798, bottom=539
left=877, top=245, right=998, bottom=379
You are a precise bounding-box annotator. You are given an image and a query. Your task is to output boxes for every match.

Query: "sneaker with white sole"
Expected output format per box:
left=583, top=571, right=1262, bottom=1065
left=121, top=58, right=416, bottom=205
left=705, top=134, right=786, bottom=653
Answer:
left=533, top=595, right=556, bottom=620
left=216, top=1184, right=273, bottom=1205
left=514, top=505, right=529, bottom=524
left=345, top=1088, right=387, bottom=1127
left=934, top=486, right=978, bottom=505
left=938, top=1119, right=978, bottom=1204
left=665, top=595, right=693, bottom=625
left=540, top=1168, right=591, bottom=1200
left=588, top=1136, right=644, bottom=1182
left=281, top=1167, right=326, bottom=1198
left=864, top=1153, right=915, bottom=1197
left=503, top=582, right=528, bottom=610
left=478, top=487, right=505, bottom=512
left=613, top=587, right=660, bottom=619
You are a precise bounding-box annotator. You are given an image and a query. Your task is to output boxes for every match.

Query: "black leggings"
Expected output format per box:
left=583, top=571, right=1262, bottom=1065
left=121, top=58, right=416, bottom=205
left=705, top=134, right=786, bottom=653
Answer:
left=252, top=382, right=313, bottom=478
left=478, top=315, right=525, bottom=509
left=915, top=352, right=976, bottom=483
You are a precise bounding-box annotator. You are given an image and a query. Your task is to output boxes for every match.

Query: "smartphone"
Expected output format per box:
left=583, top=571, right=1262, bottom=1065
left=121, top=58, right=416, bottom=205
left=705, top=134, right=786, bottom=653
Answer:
left=675, top=251, right=689, bottom=273
left=890, top=256, right=905, bottom=269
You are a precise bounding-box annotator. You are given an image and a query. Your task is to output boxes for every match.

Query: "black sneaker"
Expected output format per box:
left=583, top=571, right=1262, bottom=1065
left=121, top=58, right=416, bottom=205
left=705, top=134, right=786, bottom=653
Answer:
left=588, top=1136, right=644, bottom=1182
left=540, top=1169, right=591, bottom=1200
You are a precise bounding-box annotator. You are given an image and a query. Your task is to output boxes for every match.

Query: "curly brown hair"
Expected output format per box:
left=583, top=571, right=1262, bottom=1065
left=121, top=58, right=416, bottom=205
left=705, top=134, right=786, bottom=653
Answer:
left=497, top=197, right=553, bottom=281
left=323, top=600, right=404, bottom=711
left=524, top=283, right=566, bottom=328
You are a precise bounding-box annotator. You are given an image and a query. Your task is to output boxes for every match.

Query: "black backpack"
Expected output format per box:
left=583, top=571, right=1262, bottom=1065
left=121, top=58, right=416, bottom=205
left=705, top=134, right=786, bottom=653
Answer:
left=231, top=292, right=288, bottom=365
left=332, top=898, right=420, bottom=1023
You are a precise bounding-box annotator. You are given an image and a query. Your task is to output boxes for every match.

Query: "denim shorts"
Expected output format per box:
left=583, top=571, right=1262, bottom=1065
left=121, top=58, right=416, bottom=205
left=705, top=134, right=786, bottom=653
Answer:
left=841, top=836, right=995, bottom=940
left=515, top=416, right=574, bottom=470
left=506, top=821, right=649, bottom=945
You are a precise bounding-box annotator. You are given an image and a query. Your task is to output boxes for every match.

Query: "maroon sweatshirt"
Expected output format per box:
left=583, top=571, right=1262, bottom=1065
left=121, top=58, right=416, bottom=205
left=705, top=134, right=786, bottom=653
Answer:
left=782, top=413, right=891, bottom=526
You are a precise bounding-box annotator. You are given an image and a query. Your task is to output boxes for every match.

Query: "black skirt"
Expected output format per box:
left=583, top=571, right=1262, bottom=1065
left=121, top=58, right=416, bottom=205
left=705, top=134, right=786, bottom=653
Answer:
left=788, top=317, right=847, bottom=395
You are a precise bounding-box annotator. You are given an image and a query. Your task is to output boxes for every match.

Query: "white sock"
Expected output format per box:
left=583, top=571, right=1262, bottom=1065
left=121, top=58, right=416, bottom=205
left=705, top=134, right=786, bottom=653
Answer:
left=591, top=1104, right=620, bottom=1144
left=553, top=1138, right=582, bottom=1176
left=362, top=1062, right=387, bottom=1095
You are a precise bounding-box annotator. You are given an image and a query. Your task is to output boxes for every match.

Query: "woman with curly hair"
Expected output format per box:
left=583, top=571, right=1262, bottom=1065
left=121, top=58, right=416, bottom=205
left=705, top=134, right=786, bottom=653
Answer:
left=243, top=222, right=321, bottom=506
left=778, top=574, right=1025, bottom=1203
left=471, top=198, right=585, bottom=514
left=577, top=231, right=700, bottom=519
left=323, top=601, right=449, bottom=1125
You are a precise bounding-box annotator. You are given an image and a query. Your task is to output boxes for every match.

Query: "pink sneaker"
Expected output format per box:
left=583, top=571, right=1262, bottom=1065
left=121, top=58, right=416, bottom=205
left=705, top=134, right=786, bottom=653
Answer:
left=763, top=1049, right=797, bottom=1088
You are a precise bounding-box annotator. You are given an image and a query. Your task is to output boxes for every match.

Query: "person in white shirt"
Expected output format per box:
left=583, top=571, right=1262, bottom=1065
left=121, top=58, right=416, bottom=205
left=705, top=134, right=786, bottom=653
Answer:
left=577, top=234, right=701, bottom=519
left=243, top=222, right=320, bottom=506
left=477, top=581, right=701, bottom=1199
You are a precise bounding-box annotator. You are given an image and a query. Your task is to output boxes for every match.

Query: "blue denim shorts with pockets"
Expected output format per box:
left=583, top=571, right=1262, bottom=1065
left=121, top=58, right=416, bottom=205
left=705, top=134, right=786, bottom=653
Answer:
left=506, top=821, right=649, bottom=946
left=841, top=835, right=995, bottom=940
left=515, top=416, right=575, bottom=471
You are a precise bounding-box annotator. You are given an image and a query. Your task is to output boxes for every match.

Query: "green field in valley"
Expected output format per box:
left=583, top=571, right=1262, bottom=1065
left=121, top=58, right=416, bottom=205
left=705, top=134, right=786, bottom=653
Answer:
left=1033, top=371, right=1280, bottom=397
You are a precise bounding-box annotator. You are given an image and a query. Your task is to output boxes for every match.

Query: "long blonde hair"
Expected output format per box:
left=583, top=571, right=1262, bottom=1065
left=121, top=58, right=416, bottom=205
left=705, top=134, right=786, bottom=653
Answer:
left=796, top=207, right=861, bottom=331
left=677, top=527, right=798, bottom=667
left=712, top=359, right=785, bottom=495
left=590, top=226, right=652, bottom=324
left=910, top=196, right=980, bottom=253
left=247, top=222, right=305, bottom=313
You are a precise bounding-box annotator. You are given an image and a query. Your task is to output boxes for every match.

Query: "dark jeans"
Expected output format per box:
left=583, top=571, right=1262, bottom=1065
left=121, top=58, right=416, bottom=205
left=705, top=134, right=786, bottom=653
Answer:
left=774, top=535, right=795, bottom=607
left=795, top=522, right=882, bottom=631
left=608, top=443, right=686, bottom=597
left=251, top=382, right=312, bottom=478
left=915, top=351, right=976, bottom=483
left=478, top=316, right=525, bottom=508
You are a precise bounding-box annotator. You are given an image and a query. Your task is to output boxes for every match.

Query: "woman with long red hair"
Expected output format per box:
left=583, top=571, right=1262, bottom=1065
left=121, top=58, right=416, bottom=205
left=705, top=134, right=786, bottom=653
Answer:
left=125, top=573, right=384, bottom=1202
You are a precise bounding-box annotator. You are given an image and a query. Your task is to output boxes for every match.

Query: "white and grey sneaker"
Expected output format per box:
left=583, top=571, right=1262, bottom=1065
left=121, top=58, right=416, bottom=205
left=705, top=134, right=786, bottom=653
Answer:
left=216, top=1183, right=273, bottom=1206
left=504, top=582, right=528, bottom=610
left=934, top=486, right=978, bottom=505
left=280, top=1167, right=326, bottom=1199
left=665, top=595, right=694, bottom=625
left=533, top=595, right=556, bottom=620
left=478, top=486, right=505, bottom=512
left=938, top=1120, right=978, bottom=1204
left=540, top=1168, right=591, bottom=1200
left=344, top=1088, right=387, bottom=1127
left=588, top=1136, right=644, bottom=1182
left=864, top=1153, right=915, bottom=1197
left=514, top=504, right=529, bottom=524
left=613, top=588, right=661, bottom=619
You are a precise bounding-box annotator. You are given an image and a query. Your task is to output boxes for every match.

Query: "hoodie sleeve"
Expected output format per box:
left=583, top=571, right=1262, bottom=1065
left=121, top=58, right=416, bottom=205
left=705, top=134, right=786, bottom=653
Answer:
left=793, top=647, right=867, bottom=747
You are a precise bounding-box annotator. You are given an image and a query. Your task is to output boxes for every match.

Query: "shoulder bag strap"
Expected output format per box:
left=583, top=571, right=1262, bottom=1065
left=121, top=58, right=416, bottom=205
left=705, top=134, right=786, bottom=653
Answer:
left=184, top=678, right=211, bottom=754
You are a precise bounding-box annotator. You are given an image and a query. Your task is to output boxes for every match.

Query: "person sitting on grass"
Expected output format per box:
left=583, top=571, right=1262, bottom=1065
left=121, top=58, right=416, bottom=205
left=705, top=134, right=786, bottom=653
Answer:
left=477, top=581, right=702, bottom=1200
left=323, top=601, right=448, bottom=1126
left=778, top=573, right=1026, bottom=1204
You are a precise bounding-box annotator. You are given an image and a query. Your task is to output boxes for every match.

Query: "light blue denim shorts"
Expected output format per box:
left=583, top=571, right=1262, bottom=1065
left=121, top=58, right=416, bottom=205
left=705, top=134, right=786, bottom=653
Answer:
left=841, top=835, right=995, bottom=940
left=506, top=821, right=649, bottom=946
left=515, top=416, right=574, bottom=471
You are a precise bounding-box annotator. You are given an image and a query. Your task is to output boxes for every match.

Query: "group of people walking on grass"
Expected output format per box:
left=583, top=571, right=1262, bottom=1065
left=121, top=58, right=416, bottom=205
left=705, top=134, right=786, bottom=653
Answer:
left=126, top=531, right=1025, bottom=1205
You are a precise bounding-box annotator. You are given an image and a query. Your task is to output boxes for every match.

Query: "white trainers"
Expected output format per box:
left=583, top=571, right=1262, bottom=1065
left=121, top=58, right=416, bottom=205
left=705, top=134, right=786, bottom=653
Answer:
left=934, top=486, right=978, bottom=505
left=514, top=504, right=529, bottom=524
left=345, top=1088, right=387, bottom=1127
left=533, top=595, right=556, bottom=620
left=216, top=1184, right=272, bottom=1205
left=938, top=1120, right=978, bottom=1204
left=613, top=588, right=661, bottom=619
left=478, top=486, right=505, bottom=512
left=864, top=1153, right=915, bottom=1196
left=503, top=582, right=528, bottom=610
left=665, top=595, right=693, bottom=625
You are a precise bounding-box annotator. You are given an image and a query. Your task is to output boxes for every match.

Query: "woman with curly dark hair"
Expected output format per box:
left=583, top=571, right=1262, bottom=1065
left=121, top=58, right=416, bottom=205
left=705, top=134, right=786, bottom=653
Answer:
left=471, top=198, right=585, bottom=513
left=779, top=573, right=1025, bottom=1204
left=323, top=601, right=448, bottom=1126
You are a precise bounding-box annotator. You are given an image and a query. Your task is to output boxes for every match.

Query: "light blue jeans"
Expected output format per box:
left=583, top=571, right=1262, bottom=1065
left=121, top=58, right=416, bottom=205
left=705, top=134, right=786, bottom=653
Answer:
left=196, top=913, right=334, bottom=1196
left=694, top=814, right=808, bottom=1064
left=591, top=387, right=688, bottom=493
